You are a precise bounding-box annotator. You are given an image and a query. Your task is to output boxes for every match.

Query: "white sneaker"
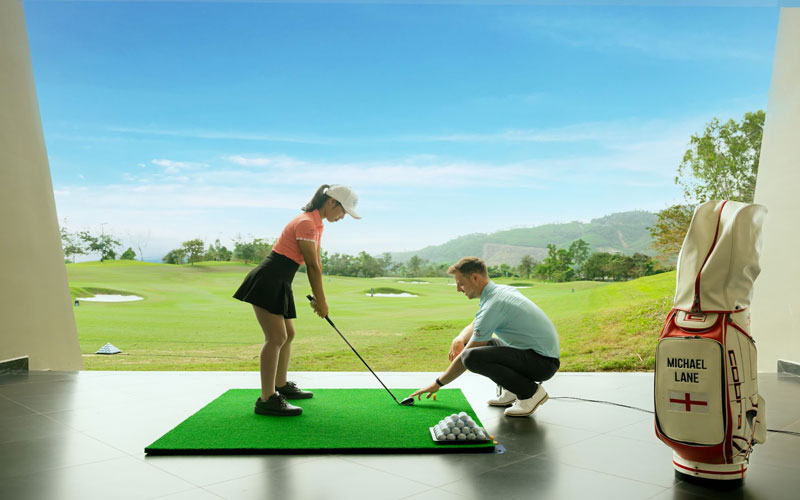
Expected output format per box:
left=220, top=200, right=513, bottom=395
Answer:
left=504, top=385, right=548, bottom=417
left=487, top=388, right=517, bottom=407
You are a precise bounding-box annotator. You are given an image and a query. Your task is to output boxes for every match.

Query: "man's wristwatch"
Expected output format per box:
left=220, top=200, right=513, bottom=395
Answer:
left=435, top=377, right=445, bottom=387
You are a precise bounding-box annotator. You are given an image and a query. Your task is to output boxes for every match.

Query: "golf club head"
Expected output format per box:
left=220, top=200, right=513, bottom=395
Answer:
left=399, top=396, right=415, bottom=406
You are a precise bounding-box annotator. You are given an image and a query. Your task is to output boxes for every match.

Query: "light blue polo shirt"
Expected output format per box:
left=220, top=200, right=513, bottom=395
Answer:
left=472, top=282, right=560, bottom=359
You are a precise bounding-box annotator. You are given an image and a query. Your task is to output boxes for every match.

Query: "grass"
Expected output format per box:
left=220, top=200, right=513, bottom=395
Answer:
left=67, top=260, right=674, bottom=372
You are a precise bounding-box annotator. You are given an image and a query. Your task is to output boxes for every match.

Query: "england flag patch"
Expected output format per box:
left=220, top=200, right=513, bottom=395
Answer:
left=668, top=391, right=709, bottom=413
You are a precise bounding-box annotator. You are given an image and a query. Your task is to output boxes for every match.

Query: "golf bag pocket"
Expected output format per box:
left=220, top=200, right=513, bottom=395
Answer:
left=675, top=311, right=719, bottom=331
left=655, top=336, right=724, bottom=445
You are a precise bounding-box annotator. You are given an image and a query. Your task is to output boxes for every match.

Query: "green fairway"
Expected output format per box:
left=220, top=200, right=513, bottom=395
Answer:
left=145, top=388, right=493, bottom=454
left=67, top=260, right=674, bottom=371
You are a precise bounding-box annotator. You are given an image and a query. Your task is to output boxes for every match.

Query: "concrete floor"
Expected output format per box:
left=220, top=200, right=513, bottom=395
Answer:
left=1, top=370, right=798, bottom=500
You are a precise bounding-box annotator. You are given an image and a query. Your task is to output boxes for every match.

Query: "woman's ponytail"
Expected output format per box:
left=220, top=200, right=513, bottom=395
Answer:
left=301, top=184, right=331, bottom=212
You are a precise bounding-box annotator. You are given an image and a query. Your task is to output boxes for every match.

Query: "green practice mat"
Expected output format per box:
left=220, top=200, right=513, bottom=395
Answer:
left=145, top=388, right=496, bottom=455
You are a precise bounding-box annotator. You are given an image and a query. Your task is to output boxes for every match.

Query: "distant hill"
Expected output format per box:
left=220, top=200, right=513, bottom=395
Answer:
left=392, top=211, right=657, bottom=266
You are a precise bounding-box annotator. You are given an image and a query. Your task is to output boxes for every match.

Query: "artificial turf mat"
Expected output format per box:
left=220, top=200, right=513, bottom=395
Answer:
left=145, top=388, right=496, bottom=455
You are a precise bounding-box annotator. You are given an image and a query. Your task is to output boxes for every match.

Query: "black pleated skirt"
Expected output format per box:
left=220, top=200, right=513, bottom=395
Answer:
left=233, top=251, right=299, bottom=318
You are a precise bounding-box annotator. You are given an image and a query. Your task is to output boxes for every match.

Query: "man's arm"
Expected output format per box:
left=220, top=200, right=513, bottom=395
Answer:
left=410, top=338, right=488, bottom=400
left=449, top=321, right=475, bottom=361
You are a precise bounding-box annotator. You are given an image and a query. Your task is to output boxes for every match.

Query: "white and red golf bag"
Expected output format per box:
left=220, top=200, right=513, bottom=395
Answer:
left=654, top=200, right=768, bottom=481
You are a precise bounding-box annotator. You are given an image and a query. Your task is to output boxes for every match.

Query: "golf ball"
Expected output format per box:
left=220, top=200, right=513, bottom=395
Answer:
left=457, top=433, right=467, bottom=440
left=446, top=420, right=456, bottom=429
left=466, top=420, right=476, bottom=428
left=459, top=412, right=468, bottom=418
left=446, top=434, right=456, bottom=441
left=467, top=433, right=476, bottom=440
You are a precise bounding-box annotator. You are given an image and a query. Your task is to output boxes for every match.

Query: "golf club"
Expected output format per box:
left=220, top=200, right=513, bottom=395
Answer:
left=307, top=295, right=414, bottom=406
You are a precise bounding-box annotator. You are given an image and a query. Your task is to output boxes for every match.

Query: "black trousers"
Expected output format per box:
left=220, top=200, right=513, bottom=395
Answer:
left=460, top=340, right=560, bottom=400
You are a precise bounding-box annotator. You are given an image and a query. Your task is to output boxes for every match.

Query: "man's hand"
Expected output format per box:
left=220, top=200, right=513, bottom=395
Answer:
left=449, top=338, right=465, bottom=361
left=410, top=381, right=440, bottom=400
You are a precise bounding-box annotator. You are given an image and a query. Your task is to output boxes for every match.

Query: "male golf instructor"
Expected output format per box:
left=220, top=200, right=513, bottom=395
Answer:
left=410, top=257, right=560, bottom=417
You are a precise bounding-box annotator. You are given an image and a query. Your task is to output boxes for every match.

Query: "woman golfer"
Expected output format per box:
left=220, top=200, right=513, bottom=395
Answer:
left=234, top=184, right=361, bottom=416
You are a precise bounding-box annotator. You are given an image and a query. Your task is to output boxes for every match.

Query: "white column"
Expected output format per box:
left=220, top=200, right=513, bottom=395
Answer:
left=0, top=0, right=83, bottom=370
left=752, top=8, right=800, bottom=372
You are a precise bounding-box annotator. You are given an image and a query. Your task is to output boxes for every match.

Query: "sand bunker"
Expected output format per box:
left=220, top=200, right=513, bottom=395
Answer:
left=365, top=293, right=418, bottom=297
left=77, top=294, right=143, bottom=302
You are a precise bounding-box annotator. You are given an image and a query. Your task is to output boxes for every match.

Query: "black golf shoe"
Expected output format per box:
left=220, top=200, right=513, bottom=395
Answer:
left=276, top=381, right=314, bottom=399
left=254, top=393, right=302, bottom=416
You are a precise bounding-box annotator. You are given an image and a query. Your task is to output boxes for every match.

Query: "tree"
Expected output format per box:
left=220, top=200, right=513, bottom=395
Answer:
left=355, top=251, right=382, bottom=277
left=582, top=252, right=614, bottom=281
left=203, top=244, right=216, bottom=262
left=651, top=110, right=764, bottom=264
left=537, top=244, right=574, bottom=282
left=610, top=255, right=634, bottom=281
left=677, top=110, right=764, bottom=204
left=233, top=237, right=272, bottom=264
left=378, top=253, right=393, bottom=275
left=216, top=239, right=232, bottom=261
left=128, top=230, right=150, bottom=262
left=60, top=221, right=86, bottom=262
left=326, top=253, right=355, bottom=276
left=163, top=249, right=186, bottom=265
left=407, top=255, right=423, bottom=277
left=182, top=239, right=205, bottom=265
left=120, top=247, right=137, bottom=260
left=569, top=239, right=590, bottom=273
left=552, top=248, right=574, bottom=282
left=203, top=239, right=230, bottom=262
left=79, top=230, right=121, bottom=262
left=390, top=262, right=406, bottom=276
left=320, top=250, right=329, bottom=271
left=649, top=204, right=695, bottom=264
left=517, top=255, right=535, bottom=278
left=630, top=252, right=655, bottom=278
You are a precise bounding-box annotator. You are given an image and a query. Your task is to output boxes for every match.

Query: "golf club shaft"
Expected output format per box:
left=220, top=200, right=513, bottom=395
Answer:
left=307, top=295, right=400, bottom=404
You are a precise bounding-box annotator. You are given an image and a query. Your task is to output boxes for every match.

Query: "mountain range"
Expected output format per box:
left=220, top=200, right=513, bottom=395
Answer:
left=391, top=211, right=658, bottom=266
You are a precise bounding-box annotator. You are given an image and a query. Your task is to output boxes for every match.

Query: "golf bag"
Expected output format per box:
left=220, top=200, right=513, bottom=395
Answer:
left=654, top=200, right=768, bottom=481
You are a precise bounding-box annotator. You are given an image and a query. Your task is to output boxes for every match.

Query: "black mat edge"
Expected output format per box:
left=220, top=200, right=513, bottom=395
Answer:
left=144, top=445, right=497, bottom=456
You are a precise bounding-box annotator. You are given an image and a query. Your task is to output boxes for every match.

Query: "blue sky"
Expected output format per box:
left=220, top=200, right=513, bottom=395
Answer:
left=24, top=1, right=779, bottom=260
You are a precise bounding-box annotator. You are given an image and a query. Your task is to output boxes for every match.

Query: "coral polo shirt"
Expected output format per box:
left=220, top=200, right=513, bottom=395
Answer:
left=272, top=210, right=324, bottom=265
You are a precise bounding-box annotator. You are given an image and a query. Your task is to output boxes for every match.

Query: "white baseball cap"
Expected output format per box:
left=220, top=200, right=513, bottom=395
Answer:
left=326, top=185, right=361, bottom=219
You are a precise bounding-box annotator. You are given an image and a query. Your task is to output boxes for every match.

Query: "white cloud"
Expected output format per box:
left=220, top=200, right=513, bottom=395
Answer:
left=225, top=155, right=305, bottom=169
left=109, top=126, right=337, bottom=145
left=151, top=159, right=199, bottom=169
left=150, top=158, right=208, bottom=175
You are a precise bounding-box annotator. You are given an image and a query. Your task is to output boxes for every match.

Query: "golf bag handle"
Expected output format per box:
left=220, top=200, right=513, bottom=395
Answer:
left=306, top=295, right=400, bottom=404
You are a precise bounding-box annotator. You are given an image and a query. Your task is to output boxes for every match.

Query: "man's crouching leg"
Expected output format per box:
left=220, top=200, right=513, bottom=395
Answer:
left=461, top=345, right=558, bottom=417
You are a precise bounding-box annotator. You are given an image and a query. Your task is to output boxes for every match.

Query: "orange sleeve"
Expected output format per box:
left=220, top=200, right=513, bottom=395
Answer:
left=295, top=219, right=317, bottom=242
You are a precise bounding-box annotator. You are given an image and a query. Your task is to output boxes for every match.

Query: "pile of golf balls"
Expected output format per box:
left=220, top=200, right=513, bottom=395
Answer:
left=433, top=412, right=488, bottom=441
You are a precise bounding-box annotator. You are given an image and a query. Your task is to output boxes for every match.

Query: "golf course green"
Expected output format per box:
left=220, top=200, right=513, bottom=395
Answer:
left=67, top=261, right=674, bottom=372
